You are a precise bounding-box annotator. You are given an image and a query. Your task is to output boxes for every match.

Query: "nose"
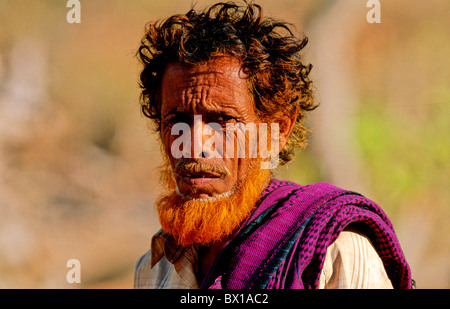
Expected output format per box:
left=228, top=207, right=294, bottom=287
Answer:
left=191, top=115, right=222, bottom=159
left=170, top=115, right=223, bottom=159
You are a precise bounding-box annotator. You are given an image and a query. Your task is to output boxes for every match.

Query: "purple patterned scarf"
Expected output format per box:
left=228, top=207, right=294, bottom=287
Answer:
left=201, top=179, right=412, bottom=289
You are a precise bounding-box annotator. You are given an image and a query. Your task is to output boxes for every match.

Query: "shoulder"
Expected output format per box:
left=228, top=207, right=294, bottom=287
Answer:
left=134, top=250, right=153, bottom=289
left=319, top=230, right=393, bottom=289
left=133, top=249, right=175, bottom=289
left=134, top=249, right=190, bottom=289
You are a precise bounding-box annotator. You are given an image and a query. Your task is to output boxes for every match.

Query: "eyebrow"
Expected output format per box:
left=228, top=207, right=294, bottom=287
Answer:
left=162, top=105, right=194, bottom=119
left=163, top=105, right=240, bottom=119
left=163, top=107, right=181, bottom=117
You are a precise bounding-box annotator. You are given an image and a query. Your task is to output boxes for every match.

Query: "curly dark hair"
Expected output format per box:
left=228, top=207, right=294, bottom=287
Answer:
left=137, top=1, right=316, bottom=165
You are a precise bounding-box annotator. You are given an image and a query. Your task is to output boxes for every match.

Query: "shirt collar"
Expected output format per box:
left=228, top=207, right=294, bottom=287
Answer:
left=150, top=229, right=190, bottom=268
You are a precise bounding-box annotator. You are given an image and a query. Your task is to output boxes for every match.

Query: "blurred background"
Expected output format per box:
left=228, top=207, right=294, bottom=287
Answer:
left=0, top=0, right=448, bottom=288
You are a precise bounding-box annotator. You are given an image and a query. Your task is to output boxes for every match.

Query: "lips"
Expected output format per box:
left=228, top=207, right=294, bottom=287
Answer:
left=174, top=161, right=230, bottom=187
left=179, top=170, right=222, bottom=178
left=181, top=176, right=217, bottom=186
left=180, top=171, right=220, bottom=186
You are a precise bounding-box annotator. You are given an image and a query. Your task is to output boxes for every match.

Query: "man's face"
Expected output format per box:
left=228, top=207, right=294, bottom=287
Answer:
left=160, top=56, right=264, bottom=200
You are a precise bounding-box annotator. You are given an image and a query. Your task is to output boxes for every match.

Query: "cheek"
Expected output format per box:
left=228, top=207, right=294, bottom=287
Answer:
left=223, top=128, right=258, bottom=176
left=225, top=124, right=259, bottom=160
left=161, top=121, right=194, bottom=160
left=161, top=128, right=176, bottom=160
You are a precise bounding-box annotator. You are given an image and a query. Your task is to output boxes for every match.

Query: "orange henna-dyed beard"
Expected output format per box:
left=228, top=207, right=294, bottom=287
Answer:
left=156, top=160, right=270, bottom=247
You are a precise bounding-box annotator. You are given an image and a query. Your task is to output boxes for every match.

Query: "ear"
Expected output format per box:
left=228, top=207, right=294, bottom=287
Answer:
left=277, top=112, right=297, bottom=151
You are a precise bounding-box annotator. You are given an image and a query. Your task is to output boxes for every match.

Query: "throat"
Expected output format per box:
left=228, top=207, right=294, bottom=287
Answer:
left=196, top=232, right=236, bottom=286
left=196, top=242, right=223, bottom=286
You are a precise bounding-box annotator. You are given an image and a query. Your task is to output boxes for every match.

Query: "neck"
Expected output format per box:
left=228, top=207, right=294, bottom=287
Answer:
left=195, top=175, right=272, bottom=285
left=196, top=234, right=233, bottom=286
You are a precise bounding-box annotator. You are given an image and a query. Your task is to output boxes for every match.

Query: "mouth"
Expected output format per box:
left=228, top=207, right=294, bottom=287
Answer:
left=180, top=172, right=221, bottom=186
left=181, top=175, right=218, bottom=186
left=174, top=161, right=230, bottom=186
left=179, top=170, right=222, bottom=178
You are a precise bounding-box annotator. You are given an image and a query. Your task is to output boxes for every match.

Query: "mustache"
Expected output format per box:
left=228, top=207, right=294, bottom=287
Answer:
left=174, top=160, right=231, bottom=177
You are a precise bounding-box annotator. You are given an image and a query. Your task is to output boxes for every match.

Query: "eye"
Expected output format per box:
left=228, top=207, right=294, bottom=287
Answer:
left=213, top=113, right=236, bottom=125
left=162, top=112, right=191, bottom=127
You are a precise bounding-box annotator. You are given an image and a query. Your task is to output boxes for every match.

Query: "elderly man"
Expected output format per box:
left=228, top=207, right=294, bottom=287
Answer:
left=134, top=2, right=411, bottom=289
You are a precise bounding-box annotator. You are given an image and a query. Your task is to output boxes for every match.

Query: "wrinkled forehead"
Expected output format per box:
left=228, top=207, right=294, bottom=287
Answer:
left=162, top=55, right=247, bottom=82
left=160, top=56, right=251, bottom=115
